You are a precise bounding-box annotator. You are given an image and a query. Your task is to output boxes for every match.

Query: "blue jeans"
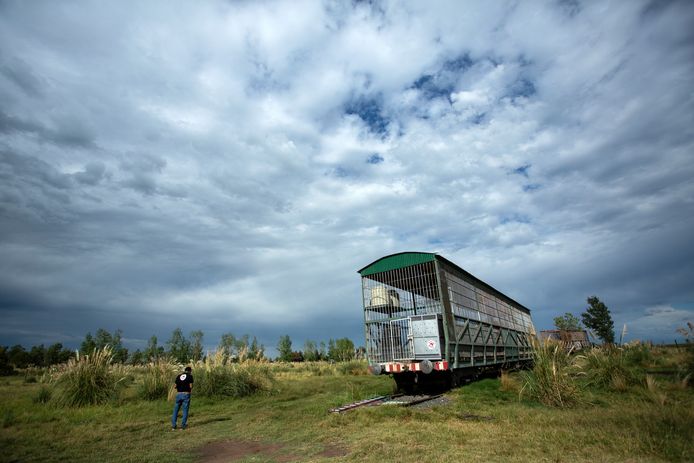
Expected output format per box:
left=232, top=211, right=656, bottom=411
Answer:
left=171, top=393, right=191, bottom=429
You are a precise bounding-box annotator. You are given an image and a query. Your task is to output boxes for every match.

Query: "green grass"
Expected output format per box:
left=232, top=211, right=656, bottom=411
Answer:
left=1, top=351, right=693, bottom=462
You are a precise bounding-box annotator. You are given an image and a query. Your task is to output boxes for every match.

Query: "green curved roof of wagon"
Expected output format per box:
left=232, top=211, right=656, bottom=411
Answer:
left=358, top=252, right=531, bottom=315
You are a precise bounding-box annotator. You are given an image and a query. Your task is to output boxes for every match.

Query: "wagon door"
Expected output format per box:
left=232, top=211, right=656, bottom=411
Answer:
left=411, top=314, right=443, bottom=359
left=389, top=318, right=414, bottom=361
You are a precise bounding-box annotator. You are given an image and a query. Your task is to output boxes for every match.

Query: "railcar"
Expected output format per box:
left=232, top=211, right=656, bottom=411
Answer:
left=359, top=252, right=536, bottom=391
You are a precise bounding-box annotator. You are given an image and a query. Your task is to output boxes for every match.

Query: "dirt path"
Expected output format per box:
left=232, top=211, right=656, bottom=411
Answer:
left=197, top=440, right=348, bottom=462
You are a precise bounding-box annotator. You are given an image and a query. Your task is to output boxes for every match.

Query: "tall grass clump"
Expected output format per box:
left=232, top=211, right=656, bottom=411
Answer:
left=643, top=374, right=667, bottom=406
left=195, top=351, right=273, bottom=398
left=138, top=359, right=177, bottom=400
left=32, top=385, right=52, bottom=404
left=576, top=346, right=641, bottom=391
left=622, top=342, right=655, bottom=368
left=54, top=347, right=121, bottom=407
left=519, top=340, right=580, bottom=408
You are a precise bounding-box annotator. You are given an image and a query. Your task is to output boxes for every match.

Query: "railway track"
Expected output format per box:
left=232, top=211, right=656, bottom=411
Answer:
left=329, top=394, right=443, bottom=413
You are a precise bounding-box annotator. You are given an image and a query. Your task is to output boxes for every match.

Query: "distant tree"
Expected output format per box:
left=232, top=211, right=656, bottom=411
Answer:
left=45, top=343, right=73, bottom=365
left=581, top=296, right=615, bottom=344
left=90, top=328, right=128, bottom=363
left=328, top=338, right=355, bottom=362
left=277, top=335, right=292, bottom=362
left=167, top=328, right=191, bottom=363
left=257, top=343, right=266, bottom=361
left=303, top=340, right=319, bottom=361
left=129, top=349, right=144, bottom=365
left=94, top=328, right=113, bottom=350
left=80, top=333, right=97, bottom=355
left=290, top=351, right=304, bottom=362
left=327, top=339, right=335, bottom=360
left=319, top=341, right=327, bottom=360
left=45, top=343, right=62, bottom=365
left=235, top=334, right=251, bottom=360
left=0, top=346, right=13, bottom=375
left=29, top=344, right=46, bottom=366
left=218, top=333, right=236, bottom=363
left=190, top=330, right=204, bottom=362
left=553, top=313, right=582, bottom=331
left=8, top=345, right=30, bottom=369
left=248, top=336, right=260, bottom=360
left=144, top=335, right=164, bottom=362
left=111, top=329, right=128, bottom=363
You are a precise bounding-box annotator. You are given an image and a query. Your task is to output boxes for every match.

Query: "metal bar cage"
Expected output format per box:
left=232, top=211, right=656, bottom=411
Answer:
left=362, top=261, right=443, bottom=362
left=362, top=256, right=536, bottom=366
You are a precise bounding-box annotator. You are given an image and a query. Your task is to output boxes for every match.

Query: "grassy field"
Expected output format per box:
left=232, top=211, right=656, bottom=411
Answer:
left=1, top=348, right=693, bottom=463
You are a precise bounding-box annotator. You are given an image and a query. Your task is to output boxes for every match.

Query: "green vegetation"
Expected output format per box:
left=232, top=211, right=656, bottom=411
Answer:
left=576, top=346, right=642, bottom=391
left=80, top=328, right=128, bottom=363
left=518, top=340, right=689, bottom=408
left=553, top=312, right=582, bottom=331
left=138, top=359, right=177, bottom=400
left=2, top=328, right=357, bottom=378
left=582, top=295, right=615, bottom=344
left=277, top=335, right=293, bottom=362
left=53, top=347, right=123, bottom=407
left=194, top=353, right=274, bottom=399
left=1, top=346, right=692, bottom=462
left=328, top=338, right=356, bottom=362
left=519, top=340, right=580, bottom=407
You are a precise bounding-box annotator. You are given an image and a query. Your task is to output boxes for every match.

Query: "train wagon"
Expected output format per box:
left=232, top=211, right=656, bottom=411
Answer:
left=359, top=252, right=536, bottom=391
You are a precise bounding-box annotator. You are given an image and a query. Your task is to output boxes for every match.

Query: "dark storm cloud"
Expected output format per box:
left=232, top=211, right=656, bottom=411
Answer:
left=0, top=111, right=96, bottom=149
left=0, top=57, right=45, bottom=97
left=73, top=162, right=106, bottom=186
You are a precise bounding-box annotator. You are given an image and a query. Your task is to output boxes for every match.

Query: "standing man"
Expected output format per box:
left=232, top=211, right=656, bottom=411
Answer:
left=171, top=366, right=193, bottom=430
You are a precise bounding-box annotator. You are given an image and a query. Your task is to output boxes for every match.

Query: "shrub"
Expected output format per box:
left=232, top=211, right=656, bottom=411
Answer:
left=576, top=346, right=641, bottom=391
left=622, top=342, right=655, bottom=368
left=519, top=340, right=580, bottom=408
left=194, top=353, right=273, bottom=399
left=138, top=360, right=176, bottom=400
left=54, top=347, right=122, bottom=407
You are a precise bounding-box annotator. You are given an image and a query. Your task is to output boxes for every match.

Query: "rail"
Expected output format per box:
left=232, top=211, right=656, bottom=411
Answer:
left=329, top=394, right=443, bottom=413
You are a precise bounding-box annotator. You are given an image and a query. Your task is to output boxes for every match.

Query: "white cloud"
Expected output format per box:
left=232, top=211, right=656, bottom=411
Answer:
left=1, top=0, right=693, bottom=349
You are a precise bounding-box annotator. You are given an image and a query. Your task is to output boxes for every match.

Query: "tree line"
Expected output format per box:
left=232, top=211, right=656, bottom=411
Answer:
left=275, top=335, right=364, bottom=362
left=1, top=327, right=363, bottom=375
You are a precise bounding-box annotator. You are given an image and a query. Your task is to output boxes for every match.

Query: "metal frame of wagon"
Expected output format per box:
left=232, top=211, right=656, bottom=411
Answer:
left=358, top=252, right=535, bottom=383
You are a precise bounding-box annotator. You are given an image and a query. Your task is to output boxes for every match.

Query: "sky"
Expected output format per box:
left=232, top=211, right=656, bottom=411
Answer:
left=1, top=0, right=693, bottom=357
